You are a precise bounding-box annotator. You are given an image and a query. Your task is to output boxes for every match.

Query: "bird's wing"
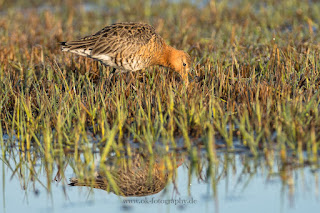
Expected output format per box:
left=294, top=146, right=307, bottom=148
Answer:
left=61, top=23, right=157, bottom=58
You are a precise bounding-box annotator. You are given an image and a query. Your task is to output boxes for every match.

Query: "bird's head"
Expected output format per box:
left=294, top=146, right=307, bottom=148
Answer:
left=169, top=50, right=191, bottom=85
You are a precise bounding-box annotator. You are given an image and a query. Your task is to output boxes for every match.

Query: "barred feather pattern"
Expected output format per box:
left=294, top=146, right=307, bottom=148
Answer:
left=61, top=22, right=191, bottom=84
left=68, top=154, right=176, bottom=197
left=61, top=22, right=165, bottom=72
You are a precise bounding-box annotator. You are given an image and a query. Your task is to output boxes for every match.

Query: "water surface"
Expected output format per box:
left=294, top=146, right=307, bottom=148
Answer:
left=1, top=146, right=320, bottom=213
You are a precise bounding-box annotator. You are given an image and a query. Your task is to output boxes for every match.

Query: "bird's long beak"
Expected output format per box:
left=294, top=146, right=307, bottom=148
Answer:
left=182, top=71, right=189, bottom=86
left=190, top=57, right=204, bottom=83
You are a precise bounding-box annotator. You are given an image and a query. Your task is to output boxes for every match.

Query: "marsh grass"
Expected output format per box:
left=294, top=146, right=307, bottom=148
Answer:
left=1, top=0, right=320, bottom=196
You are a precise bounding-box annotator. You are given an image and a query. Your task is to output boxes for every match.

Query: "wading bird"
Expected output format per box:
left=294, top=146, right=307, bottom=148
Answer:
left=61, top=22, right=191, bottom=85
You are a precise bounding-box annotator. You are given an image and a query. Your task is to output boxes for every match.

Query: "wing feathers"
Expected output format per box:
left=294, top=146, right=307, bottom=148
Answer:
left=61, top=22, right=156, bottom=57
left=60, top=22, right=163, bottom=71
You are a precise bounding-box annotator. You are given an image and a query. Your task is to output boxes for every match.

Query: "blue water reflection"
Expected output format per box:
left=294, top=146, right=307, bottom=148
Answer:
left=1, top=151, right=320, bottom=213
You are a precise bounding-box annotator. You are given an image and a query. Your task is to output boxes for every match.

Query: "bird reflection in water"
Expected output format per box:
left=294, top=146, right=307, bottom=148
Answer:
left=68, top=152, right=185, bottom=197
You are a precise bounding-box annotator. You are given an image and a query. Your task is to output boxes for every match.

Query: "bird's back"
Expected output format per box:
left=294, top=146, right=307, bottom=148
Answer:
left=61, top=22, right=165, bottom=71
left=69, top=154, right=170, bottom=197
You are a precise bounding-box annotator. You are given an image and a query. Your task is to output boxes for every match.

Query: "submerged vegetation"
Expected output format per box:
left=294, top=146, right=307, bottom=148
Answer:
left=0, top=0, right=320, bottom=198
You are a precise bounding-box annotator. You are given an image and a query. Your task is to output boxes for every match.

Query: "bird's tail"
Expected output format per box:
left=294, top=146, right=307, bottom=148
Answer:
left=60, top=41, right=70, bottom=52
left=59, top=38, right=98, bottom=57
left=69, top=177, right=109, bottom=190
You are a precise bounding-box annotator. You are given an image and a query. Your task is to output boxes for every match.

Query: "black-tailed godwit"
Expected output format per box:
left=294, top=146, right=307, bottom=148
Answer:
left=61, top=22, right=191, bottom=84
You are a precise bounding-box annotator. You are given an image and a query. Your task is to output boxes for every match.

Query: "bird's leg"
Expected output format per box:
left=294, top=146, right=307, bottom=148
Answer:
left=110, top=67, right=116, bottom=77
left=129, top=71, right=135, bottom=79
left=111, top=67, right=116, bottom=74
left=108, top=67, right=117, bottom=83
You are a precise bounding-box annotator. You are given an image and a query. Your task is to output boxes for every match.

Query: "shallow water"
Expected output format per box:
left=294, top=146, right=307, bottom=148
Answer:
left=1, top=146, right=320, bottom=213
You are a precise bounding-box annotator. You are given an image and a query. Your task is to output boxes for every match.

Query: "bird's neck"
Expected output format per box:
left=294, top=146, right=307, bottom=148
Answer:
left=155, top=44, right=177, bottom=69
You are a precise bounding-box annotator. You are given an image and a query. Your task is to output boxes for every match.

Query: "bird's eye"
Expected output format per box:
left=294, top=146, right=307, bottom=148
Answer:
left=183, top=63, right=186, bottom=67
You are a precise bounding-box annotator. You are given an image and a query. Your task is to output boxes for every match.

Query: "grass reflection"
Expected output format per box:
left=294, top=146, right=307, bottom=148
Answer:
left=1, top=144, right=319, bottom=204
